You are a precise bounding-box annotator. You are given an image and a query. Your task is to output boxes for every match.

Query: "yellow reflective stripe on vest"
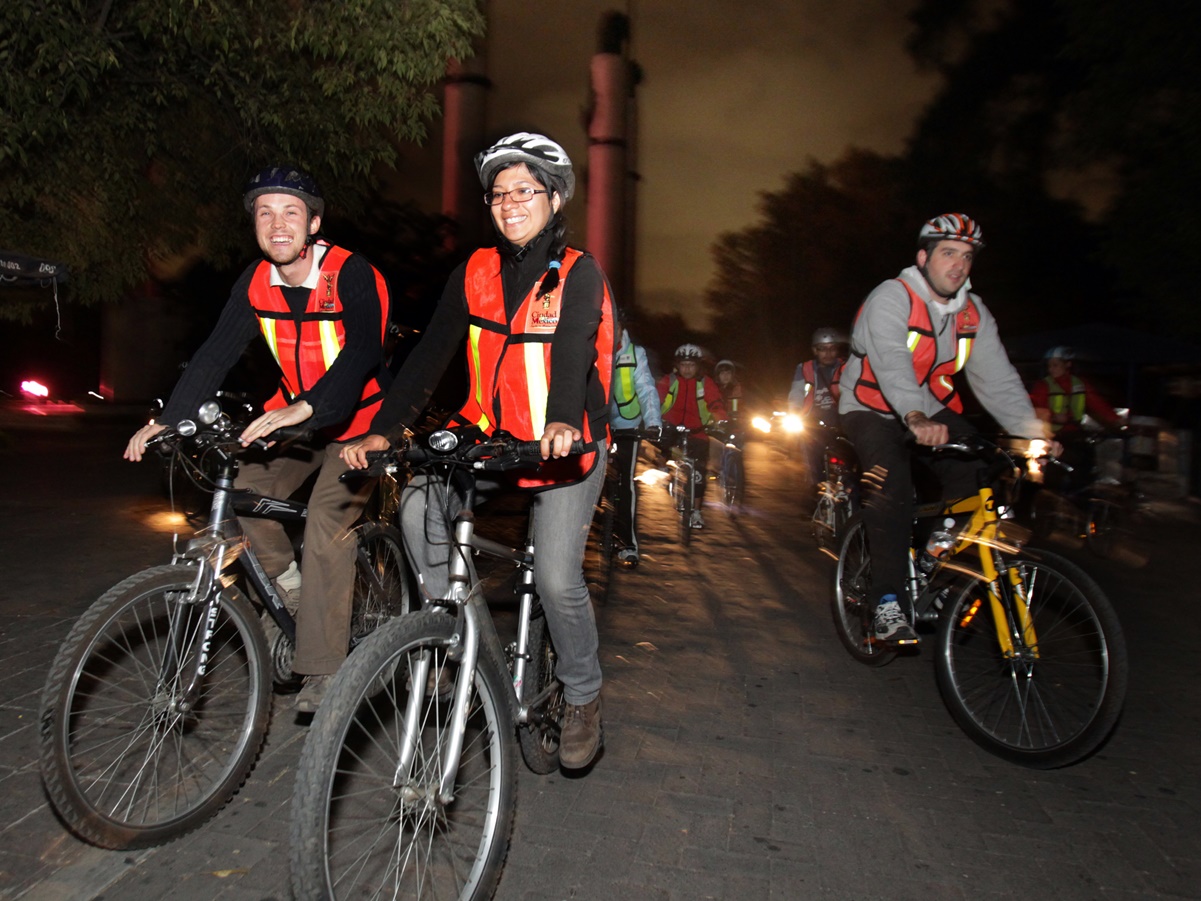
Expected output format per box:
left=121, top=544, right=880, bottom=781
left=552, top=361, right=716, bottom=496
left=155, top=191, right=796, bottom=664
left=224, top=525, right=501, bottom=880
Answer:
left=524, top=342, right=549, bottom=437
left=467, top=324, right=491, bottom=431
left=955, top=337, right=973, bottom=372
left=907, top=330, right=922, bottom=352
left=318, top=320, right=342, bottom=369
left=260, top=317, right=281, bottom=365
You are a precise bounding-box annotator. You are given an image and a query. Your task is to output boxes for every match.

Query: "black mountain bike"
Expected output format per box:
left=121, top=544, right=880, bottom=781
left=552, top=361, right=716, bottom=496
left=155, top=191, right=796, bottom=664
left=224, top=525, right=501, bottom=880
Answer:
left=39, top=400, right=413, bottom=850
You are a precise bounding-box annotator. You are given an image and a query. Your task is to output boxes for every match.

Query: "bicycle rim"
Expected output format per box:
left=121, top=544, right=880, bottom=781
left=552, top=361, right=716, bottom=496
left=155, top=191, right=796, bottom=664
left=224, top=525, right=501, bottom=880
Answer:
left=41, top=566, right=268, bottom=848
left=294, top=613, right=515, bottom=900
left=831, top=517, right=896, bottom=666
left=352, top=524, right=414, bottom=643
left=518, top=612, right=565, bottom=774
left=936, top=552, right=1127, bottom=767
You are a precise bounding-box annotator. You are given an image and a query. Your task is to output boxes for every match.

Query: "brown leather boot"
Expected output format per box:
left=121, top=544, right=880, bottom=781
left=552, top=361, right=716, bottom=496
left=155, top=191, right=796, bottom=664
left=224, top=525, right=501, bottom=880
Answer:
left=559, top=695, right=603, bottom=769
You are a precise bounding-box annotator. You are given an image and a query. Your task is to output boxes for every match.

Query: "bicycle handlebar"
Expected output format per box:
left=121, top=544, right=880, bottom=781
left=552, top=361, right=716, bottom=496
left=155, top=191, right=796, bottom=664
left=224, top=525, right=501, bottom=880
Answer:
left=351, top=432, right=593, bottom=479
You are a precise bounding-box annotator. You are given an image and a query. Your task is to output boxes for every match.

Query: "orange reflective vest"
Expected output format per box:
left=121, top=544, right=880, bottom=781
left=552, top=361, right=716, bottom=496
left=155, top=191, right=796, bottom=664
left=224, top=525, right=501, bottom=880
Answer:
left=451, top=247, right=615, bottom=488
left=248, top=242, right=390, bottom=440
left=853, top=280, right=980, bottom=415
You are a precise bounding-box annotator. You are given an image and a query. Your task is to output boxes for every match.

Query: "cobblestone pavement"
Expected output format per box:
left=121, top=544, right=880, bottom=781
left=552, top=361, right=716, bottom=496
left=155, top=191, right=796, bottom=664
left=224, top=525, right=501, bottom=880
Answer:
left=1, top=415, right=1199, bottom=900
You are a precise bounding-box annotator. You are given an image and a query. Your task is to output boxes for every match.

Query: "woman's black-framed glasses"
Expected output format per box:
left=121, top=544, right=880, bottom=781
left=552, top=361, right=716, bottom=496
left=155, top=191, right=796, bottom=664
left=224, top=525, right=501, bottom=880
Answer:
left=484, top=187, right=549, bottom=206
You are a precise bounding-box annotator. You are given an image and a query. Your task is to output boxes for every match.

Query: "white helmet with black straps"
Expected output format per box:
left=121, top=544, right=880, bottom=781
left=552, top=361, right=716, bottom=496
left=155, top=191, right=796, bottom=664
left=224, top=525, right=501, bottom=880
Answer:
left=918, top=213, right=985, bottom=248
left=674, top=343, right=704, bottom=361
left=475, top=132, right=575, bottom=202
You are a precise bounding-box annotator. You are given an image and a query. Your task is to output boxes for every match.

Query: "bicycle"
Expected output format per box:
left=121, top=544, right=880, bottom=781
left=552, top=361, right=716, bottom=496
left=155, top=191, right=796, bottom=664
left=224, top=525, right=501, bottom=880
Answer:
left=663, top=424, right=710, bottom=546
left=831, top=435, right=1128, bottom=768
left=713, top=422, right=745, bottom=514
left=290, top=429, right=591, bottom=901
left=38, top=399, right=414, bottom=850
left=811, top=425, right=859, bottom=553
left=1025, top=432, right=1144, bottom=558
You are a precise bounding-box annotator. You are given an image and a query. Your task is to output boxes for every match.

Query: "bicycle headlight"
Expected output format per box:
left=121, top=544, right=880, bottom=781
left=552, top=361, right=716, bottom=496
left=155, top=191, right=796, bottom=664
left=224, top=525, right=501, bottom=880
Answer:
left=428, top=430, right=460, bottom=453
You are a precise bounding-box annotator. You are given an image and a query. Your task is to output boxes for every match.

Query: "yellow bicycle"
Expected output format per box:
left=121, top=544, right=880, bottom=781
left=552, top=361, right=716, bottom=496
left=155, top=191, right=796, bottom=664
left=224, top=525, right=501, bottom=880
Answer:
left=832, top=436, right=1128, bottom=768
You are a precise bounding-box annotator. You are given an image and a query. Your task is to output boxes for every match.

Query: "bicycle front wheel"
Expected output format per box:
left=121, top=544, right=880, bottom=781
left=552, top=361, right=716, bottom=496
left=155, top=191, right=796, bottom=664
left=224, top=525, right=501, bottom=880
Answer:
left=675, top=465, right=693, bottom=548
left=831, top=516, right=897, bottom=666
left=351, top=522, right=414, bottom=644
left=722, top=453, right=744, bottom=513
left=39, top=565, right=270, bottom=849
left=291, top=611, right=517, bottom=901
left=935, top=549, right=1128, bottom=768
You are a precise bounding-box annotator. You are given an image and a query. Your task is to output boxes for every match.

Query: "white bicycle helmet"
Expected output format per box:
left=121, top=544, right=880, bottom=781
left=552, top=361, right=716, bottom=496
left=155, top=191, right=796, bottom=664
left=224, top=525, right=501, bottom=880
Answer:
left=674, top=343, right=704, bottom=361
left=918, top=213, right=985, bottom=248
left=714, top=359, right=736, bottom=372
left=474, top=132, right=575, bottom=202
left=1045, top=346, right=1075, bottom=361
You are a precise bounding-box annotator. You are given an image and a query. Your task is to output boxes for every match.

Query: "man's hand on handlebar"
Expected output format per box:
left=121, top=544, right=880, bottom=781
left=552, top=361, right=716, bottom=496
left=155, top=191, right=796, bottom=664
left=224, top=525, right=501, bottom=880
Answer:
left=124, top=422, right=168, bottom=462
left=240, top=401, right=314, bottom=447
left=541, top=422, right=582, bottom=460
left=905, top=411, right=948, bottom=447
left=341, top=433, right=392, bottom=470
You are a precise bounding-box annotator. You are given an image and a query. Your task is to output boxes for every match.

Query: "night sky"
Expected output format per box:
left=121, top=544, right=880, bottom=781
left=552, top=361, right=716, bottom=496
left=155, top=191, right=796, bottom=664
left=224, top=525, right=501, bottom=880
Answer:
left=397, top=0, right=939, bottom=326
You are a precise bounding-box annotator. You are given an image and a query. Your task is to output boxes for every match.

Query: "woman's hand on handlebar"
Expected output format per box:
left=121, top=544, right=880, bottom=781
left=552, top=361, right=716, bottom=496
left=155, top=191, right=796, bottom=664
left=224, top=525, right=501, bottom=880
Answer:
left=341, top=433, right=392, bottom=470
left=124, top=422, right=168, bottom=462
left=541, top=422, right=582, bottom=460
left=240, top=401, right=313, bottom=447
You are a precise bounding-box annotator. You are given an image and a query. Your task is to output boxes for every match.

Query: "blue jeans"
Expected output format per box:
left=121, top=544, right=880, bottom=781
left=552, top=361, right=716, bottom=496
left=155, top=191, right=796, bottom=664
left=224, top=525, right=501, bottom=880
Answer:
left=399, top=447, right=606, bottom=705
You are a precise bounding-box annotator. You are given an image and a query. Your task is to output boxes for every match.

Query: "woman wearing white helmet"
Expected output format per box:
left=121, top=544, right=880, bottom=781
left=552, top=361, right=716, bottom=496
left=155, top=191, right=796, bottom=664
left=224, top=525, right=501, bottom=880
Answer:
left=342, top=131, right=615, bottom=770
left=657, top=344, right=728, bottom=528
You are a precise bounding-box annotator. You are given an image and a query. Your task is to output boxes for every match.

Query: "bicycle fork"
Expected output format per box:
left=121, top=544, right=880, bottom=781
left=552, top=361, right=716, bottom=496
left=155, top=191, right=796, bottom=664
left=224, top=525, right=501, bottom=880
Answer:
left=393, top=515, right=482, bottom=805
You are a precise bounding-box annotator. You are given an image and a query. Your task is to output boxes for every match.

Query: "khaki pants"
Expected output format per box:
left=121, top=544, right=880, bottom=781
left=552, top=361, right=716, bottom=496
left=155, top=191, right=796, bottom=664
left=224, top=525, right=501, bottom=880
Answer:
left=237, top=443, right=375, bottom=675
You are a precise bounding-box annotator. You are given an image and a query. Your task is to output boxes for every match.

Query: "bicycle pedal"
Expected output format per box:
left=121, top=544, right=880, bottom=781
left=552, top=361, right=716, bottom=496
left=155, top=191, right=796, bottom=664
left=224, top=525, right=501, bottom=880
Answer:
left=894, top=636, right=921, bottom=646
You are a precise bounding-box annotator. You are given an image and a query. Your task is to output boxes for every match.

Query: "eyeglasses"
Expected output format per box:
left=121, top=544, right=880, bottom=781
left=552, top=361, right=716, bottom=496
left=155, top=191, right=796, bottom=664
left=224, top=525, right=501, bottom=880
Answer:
left=484, top=187, right=549, bottom=206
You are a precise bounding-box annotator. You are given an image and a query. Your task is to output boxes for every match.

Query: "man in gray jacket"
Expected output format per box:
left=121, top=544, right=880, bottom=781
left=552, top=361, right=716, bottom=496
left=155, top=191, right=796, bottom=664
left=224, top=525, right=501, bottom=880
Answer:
left=839, top=213, right=1048, bottom=642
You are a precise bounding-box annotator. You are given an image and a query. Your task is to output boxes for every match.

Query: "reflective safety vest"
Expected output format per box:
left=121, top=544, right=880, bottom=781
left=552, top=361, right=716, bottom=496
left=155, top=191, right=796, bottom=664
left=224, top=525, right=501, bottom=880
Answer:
left=451, top=247, right=615, bottom=488
left=800, top=359, right=842, bottom=417
left=1044, top=375, right=1087, bottom=430
left=661, top=377, right=712, bottom=424
left=613, top=344, right=643, bottom=420
left=853, top=280, right=979, bottom=415
left=248, top=242, right=390, bottom=440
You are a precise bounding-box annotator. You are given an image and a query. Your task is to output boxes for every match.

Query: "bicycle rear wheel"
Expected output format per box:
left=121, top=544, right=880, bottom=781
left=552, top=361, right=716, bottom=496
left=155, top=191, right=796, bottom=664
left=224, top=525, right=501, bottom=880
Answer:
left=518, top=609, right=566, bottom=774
left=40, top=565, right=270, bottom=849
left=935, top=549, right=1127, bottom=768
left=291, top=611, right=516, bottom=901
left=831, top=516, right=897, bottom=666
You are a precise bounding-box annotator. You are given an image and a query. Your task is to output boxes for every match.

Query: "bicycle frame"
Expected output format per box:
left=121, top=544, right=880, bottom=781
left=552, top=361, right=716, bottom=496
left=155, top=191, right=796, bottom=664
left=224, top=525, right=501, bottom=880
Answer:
left=906, top=478, right=1037, bottom=657
left=397, top=466, right=549, bottom=804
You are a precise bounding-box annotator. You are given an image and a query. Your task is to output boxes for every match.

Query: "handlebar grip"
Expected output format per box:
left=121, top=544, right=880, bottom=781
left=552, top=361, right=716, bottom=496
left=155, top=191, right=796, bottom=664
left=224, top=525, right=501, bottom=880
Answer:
left=510, top=438, right=591, bottom=460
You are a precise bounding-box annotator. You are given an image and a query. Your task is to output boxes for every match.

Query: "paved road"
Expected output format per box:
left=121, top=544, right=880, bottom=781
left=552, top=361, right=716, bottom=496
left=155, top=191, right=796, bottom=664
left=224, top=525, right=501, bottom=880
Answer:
left=1, top=414, right=1199, bottom=900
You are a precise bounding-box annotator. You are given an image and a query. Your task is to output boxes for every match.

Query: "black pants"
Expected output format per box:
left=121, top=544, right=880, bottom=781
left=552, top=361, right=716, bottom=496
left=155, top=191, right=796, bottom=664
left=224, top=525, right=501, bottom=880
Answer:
left=841, top=409, right=984, bottom=607
left=611, top=435, right=642, bottom=552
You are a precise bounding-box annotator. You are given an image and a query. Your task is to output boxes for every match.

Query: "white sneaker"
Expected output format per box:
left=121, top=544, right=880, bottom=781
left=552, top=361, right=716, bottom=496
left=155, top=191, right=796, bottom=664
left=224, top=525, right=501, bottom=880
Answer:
left=873, top=598, right=917, bottom=642
left=690, top=510, right=704, bottom=529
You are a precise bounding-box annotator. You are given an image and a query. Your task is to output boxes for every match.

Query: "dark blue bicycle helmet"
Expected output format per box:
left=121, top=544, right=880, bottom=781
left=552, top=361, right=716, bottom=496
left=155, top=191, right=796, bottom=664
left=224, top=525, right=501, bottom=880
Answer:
left=243, top=166, right=325, bottom=218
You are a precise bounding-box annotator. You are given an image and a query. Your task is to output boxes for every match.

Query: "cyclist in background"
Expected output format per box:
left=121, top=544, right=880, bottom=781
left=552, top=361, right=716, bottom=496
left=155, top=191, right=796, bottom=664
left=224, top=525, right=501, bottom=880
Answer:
left=657, top=344, right=727, bottom=529
left=341, top=132, right=614, bottom=771
left=610, top=313, right=663, bottom=567
left=124, top=166, right=392, bottom=714
left=1029, top=346, right=1122, bottom=494
left=714, top=359, right=744, bottom=420
left=789, top=327, right=847, bottom=489
left=839, top=213, right=1050, bottom=643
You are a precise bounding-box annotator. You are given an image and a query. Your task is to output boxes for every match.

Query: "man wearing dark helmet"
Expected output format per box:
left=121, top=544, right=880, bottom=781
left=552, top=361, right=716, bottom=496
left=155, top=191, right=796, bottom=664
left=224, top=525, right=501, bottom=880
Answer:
left=839, top=213, right=1050, bottom=643
left=125, top=165, right=392, bottom=714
